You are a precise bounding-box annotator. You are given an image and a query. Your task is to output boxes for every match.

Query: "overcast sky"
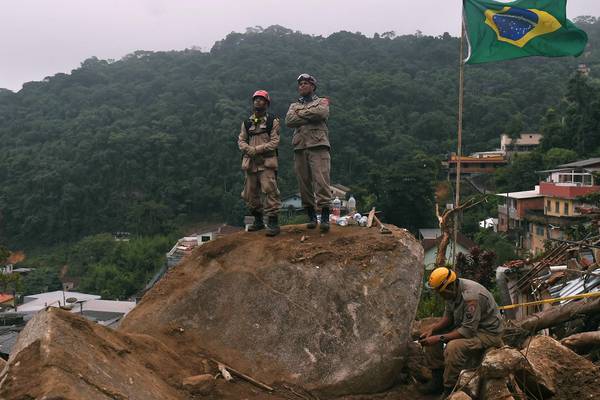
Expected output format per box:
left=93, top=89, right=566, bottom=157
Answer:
left=1, top=0, right=599, bottom=91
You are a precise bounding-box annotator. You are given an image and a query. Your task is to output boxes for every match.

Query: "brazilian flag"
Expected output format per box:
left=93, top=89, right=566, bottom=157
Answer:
left=464, top=0, right=588, bottom=64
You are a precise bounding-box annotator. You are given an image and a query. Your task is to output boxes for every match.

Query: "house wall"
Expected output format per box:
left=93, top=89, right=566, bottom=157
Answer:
left=539, top=181, right=600, bottom=199
left=544, top=197, right=585, bottom=217
left=498, top=197, right=543, bottom=233
left=528, top=223, right=547, bottom=255
left=527, top=222, right=565, bottom=255
left=516, top=197, right=544, bottom=218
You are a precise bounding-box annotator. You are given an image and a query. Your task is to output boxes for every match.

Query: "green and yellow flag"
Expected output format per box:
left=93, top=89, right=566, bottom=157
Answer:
left=464, top=0, right=588, bottom=64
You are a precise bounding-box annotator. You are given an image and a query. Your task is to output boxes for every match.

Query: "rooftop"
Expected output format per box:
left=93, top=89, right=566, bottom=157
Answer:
left=0, top=294, right=14, bottom=304
left=448, top=155, right=507, bottom=163
left=418, top=228, right=442, bottom=240
left=558, top=158, right=600, bottom=168
left=496, top=187, right=542, bottom=199
left=419, top=229, right=477, bottom=252
left=19, top=291, right=101, bottom=313
left=15, top=291, right=136, bottom=322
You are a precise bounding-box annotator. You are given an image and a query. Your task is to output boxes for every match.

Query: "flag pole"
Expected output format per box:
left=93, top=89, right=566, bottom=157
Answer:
left=452, top=8, right=466, bottom=267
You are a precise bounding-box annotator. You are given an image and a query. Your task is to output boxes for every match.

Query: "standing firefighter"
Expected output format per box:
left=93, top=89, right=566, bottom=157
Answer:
left=238, top=90, right=281, bottom=236
left=419, top=267, right=504, bottom=397
left=285, top=73, right=332, bottom=232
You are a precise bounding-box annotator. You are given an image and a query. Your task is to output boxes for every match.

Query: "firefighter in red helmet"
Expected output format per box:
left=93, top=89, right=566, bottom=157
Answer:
left=237, top=90, right=281, bottom=236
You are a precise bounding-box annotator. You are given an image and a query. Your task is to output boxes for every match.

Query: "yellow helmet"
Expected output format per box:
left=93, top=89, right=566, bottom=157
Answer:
left=427, top=267, right=457, bottom=292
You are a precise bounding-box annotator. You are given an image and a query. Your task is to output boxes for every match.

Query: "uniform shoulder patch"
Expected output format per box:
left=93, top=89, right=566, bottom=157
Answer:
left=465, top=300, right=478, bottom=319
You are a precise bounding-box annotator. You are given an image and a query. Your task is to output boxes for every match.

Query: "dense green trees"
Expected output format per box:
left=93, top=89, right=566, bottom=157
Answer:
left=20, top=233, right=175, bottom=299
left=1, top=22, right=599, bottom=247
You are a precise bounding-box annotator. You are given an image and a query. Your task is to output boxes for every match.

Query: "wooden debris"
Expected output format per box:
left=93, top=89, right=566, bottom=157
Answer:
left=514, top=297, right=600, bottom=334
left=211, top=358, right=273, bottom=392
left=217, top=363, right=233, bottom=381
left=561, top=330, right=600, bottom=353
left=366, top=207, right=376, bottom=228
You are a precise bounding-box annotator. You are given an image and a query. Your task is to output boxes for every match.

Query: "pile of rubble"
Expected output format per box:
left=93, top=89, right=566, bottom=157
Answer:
left=447, top=334, right=600, bottom=400
left=497, top=235, right=600, bottom=338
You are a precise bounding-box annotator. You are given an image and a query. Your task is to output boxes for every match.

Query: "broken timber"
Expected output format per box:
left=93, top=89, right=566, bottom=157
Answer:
left=209, top=358, right=274, bottom=392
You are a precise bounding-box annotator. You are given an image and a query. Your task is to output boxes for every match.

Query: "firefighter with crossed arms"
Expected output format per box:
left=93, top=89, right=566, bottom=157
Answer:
left=285, top=73, right=332, bottom=233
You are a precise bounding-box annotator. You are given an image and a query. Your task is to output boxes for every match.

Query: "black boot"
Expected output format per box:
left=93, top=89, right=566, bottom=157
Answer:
left=320, top=207, right=330, bottom=233
left=247, top=211, right=265, bottom=232
left=266, top=215, right=280, bottom=237
left=306, top=207, right=317, bottom=229
left=418, top=369, right=444, bottom=395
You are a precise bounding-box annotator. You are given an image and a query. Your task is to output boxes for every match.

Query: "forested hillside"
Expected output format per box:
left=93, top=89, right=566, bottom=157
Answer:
left=2, top=19, right=600, bottom=246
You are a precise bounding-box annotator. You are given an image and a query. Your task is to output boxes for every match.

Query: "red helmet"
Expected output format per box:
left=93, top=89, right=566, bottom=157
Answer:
left=252, top=90, right=270, bottom=104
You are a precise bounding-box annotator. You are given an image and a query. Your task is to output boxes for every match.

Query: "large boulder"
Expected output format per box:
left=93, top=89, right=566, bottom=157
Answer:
left=0, top=308, right=291, bottom=400
left=121, top=225, right=424, bottom=396
left=0, top=308, right=198, bottom=400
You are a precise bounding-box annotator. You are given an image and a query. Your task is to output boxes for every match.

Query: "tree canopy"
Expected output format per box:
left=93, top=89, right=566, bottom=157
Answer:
left=1, top=22, right=600, bottom=246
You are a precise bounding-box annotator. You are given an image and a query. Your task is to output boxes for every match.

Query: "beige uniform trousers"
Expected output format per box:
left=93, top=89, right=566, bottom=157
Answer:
left=242, top=168, right=281, bottom=217
left=294, top=147, right=332, bottom=209
left=424, top=331, right=503, bottom=389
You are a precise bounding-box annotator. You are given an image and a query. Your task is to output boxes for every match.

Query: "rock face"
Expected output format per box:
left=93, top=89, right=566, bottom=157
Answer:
left=523, top=335, right=600, bottom=400
left=0, top=308, right=199, bottom=400
left=479, top=335, right=600, bottom=400
left=121, top=225, right=424, bottom=396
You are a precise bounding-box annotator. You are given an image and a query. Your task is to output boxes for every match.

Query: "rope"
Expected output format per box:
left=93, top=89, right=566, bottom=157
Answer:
left=498, top=291, right=600, bottom=310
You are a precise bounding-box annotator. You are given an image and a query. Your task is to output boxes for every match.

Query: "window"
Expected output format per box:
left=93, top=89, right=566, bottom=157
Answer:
left=555, top=201, right=560, bottom=213
left=564, top=202, right=569, bottom=215
left=201, top=235, right=211, bottom=242
left=536, top=225, right=545, bottom=236
left=546, top=199, right=551, bottom=212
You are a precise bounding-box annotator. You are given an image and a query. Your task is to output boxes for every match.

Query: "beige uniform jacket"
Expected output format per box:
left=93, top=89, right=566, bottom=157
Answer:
left=443, top=278, right=503, bottom=338
left=285, top=95, right=330, bottom=151
left=237, top=114, right=280, bottom=173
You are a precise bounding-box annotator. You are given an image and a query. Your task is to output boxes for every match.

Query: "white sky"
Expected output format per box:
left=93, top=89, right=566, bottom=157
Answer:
left=1, top=0, right=599, bottom=91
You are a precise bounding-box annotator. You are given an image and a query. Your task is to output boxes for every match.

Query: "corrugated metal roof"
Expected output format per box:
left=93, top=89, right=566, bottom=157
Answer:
left=558, top=158, right=600, bottom=168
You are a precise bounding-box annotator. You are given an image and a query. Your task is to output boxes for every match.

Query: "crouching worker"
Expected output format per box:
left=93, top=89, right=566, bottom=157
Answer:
left=238, top=90, right=282, bottom=236
left=419, top=267, right=504, bottom=397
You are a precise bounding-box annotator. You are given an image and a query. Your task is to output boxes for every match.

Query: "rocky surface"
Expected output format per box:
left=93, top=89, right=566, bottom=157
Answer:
left=121, top=225, right=424, bottom=397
